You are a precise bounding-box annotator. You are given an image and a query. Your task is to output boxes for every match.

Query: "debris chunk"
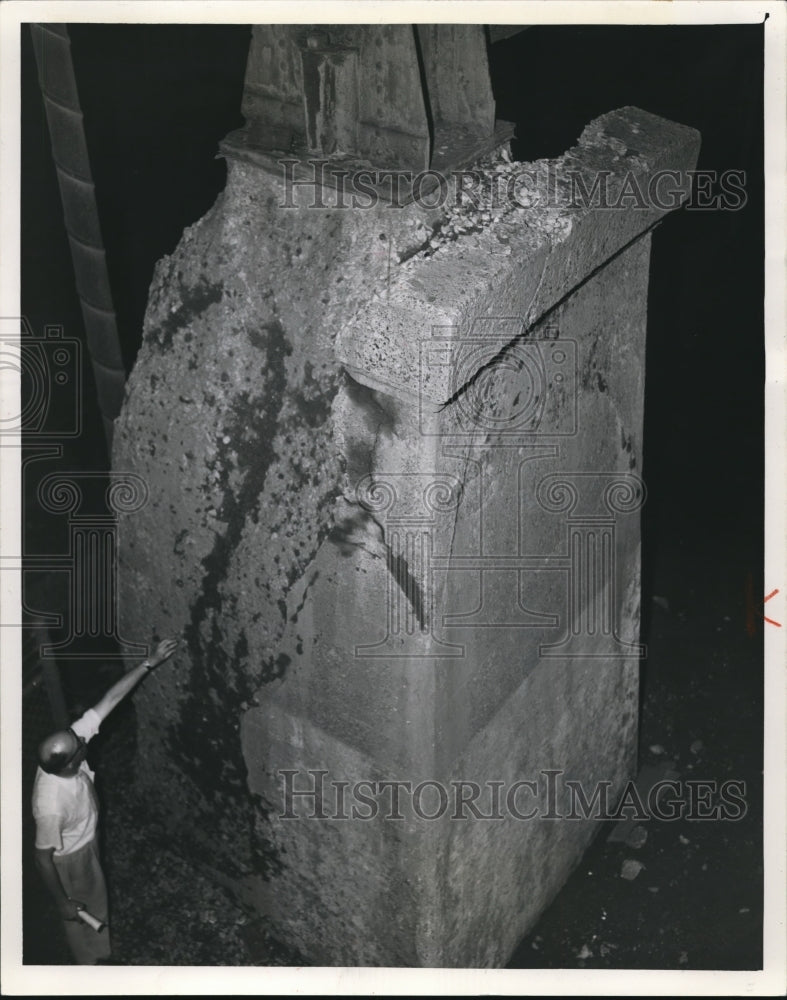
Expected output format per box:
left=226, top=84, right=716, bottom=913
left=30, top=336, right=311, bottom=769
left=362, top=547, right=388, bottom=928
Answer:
left=626, top=825, right=648, bottom=849
left=621, top=859, right=645, bottom=880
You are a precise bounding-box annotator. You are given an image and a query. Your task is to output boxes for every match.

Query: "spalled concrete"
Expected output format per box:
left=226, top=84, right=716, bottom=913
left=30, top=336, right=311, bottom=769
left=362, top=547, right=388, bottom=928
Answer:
left=114, top=106, right=699, bottom=966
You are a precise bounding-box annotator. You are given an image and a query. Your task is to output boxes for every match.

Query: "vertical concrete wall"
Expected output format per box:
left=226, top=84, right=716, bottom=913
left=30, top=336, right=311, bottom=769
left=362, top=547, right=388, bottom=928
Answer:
left=114, top=107, right=699, bottom=966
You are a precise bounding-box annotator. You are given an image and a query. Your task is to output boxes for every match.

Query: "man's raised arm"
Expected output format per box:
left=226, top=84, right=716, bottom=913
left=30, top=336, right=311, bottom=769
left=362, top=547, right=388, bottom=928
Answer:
left=92, top=637, right=178, bottom=722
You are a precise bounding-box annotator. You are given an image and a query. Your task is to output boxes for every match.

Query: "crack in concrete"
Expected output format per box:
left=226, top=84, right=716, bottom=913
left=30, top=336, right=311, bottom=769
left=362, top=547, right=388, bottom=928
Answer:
left=288, top=569, right=320, bottom=624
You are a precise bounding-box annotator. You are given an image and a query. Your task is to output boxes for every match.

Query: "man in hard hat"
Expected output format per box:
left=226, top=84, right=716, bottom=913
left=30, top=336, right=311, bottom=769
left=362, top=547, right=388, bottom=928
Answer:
left=32, top=637, right=178, bottom=964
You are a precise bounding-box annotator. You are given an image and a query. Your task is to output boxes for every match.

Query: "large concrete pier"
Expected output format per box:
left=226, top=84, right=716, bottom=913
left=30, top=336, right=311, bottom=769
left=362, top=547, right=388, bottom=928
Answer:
left=114, top=104, right=699, bottom=966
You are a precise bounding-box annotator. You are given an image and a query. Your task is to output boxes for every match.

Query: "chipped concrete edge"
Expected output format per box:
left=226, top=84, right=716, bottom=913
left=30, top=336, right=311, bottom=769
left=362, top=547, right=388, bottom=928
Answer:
left=335, top=106, right=701, bottom=405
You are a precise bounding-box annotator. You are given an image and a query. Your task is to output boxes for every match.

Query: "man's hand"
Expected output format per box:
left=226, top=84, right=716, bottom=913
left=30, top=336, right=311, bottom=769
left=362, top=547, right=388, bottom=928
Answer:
left=58, top=897, right=86, bottom=922
left=35, top=848, right=82, bottom=919
left=147, top=637, right=179, bottom=670
left=93, top=635, right=181, bottom=720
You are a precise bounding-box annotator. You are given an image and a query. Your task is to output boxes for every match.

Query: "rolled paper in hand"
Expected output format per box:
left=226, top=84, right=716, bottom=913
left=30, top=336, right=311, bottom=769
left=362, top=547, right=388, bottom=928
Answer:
left=76, top=907, right=107, bottom=932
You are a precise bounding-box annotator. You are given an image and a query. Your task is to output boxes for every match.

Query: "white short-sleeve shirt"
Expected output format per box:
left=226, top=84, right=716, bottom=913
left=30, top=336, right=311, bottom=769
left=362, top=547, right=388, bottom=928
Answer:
left=32, top=708, right=102, bottom=856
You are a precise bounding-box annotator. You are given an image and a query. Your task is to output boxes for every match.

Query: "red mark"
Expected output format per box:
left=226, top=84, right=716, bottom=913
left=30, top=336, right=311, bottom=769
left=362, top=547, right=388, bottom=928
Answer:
left=763, top=588, right=782, bottom=628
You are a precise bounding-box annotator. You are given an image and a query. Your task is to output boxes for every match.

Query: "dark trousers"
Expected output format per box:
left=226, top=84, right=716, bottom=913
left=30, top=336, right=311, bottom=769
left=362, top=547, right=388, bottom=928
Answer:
left=53, top=838, right=111, bottom=964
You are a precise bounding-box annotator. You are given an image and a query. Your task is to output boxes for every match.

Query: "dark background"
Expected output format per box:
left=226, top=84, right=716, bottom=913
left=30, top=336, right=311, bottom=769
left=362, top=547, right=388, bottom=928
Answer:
left=20, top=22, right=764, bottom=968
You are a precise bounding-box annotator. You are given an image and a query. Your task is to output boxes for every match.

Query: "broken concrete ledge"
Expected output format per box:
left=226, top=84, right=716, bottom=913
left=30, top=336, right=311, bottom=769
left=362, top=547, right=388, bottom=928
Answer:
left=336, top=106, right=700, bottom=404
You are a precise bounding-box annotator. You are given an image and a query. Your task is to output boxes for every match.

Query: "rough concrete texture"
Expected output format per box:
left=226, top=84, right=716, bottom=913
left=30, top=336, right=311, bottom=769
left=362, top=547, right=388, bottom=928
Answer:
left=114, top=106, right=699, bottom=966
left=337, top=106, right=700, bottom=402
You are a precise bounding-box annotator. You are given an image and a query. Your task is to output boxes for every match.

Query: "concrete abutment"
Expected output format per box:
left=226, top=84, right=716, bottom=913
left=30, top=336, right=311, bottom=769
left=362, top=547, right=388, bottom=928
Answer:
left=113, top=106, right=700, bottom=966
